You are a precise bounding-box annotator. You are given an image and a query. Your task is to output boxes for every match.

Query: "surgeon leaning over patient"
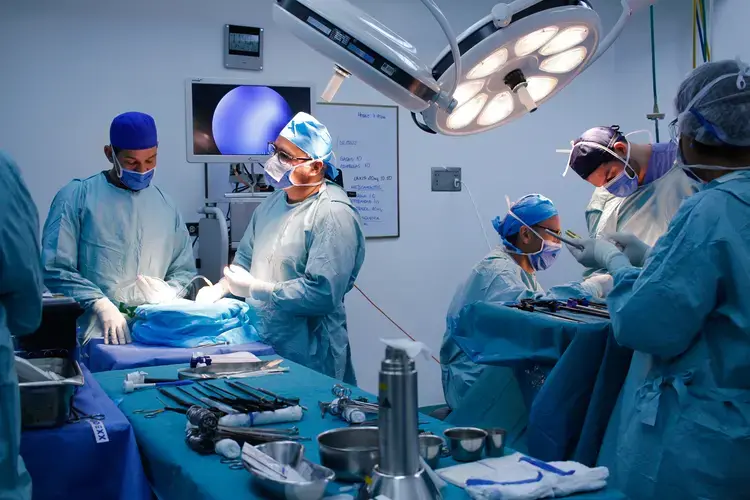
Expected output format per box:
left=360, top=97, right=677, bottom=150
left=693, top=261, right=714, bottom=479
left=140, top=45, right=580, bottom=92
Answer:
left=0, top=151, right=43, bottom=499
left=42, top=112, right=196, bottom=345
left=567, top=59, right=750, bottom=499
left=197, top=112, right=365, bottom=384
left=565, top=123, right=700, bottom=276
left=440, top=194, right=612, bottom=411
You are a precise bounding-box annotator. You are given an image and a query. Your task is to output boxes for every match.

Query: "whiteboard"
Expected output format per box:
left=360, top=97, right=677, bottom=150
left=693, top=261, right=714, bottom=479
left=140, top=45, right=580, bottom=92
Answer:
left=315, top=103, right=400, bottom=238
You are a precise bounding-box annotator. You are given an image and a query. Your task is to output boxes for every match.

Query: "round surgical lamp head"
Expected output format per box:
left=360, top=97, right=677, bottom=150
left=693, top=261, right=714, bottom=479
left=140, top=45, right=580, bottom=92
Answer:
left=420, top=0, right=602, bottom=136
left=273, top=0, right=455, bottom=113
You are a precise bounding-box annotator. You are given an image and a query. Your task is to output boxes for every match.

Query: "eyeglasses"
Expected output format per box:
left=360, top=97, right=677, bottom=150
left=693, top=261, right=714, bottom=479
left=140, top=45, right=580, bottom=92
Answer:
left=267, top=142, right=311, bottom=165
left=669, top=118, right=678, bottom=143
left=536, top=225, right=562, bottom=238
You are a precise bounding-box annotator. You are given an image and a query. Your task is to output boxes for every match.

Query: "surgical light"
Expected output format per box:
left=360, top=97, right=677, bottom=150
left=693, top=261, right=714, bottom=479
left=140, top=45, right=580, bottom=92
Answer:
left=273, top=0, right=658, bottom=136
left=540, top=46, right=587, bottom=73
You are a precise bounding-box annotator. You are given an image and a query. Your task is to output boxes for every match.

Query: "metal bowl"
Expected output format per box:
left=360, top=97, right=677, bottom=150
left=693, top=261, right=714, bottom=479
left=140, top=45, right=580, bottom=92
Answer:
left=418, top=434, right=446, bottom=469
left=443, top=427, right=487, bottom=462
left=317, top=426, right=379, bottom=482
left=246, top=442, right=334, bottom=500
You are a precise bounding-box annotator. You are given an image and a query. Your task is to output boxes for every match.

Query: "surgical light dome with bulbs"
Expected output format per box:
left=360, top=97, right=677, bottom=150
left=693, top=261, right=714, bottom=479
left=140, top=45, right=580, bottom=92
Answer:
left=273, top=0, right=657, bottom=136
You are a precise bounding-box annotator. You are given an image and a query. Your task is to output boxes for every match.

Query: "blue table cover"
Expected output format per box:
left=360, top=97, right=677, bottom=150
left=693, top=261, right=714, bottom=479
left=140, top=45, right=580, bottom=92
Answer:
left=94, top=358, right=624, bottom=500
left=452, top=302, right=632, bottom=466
left=84, top=339, right=275, bottom=372
left=20, top=364, right=150, bottom=500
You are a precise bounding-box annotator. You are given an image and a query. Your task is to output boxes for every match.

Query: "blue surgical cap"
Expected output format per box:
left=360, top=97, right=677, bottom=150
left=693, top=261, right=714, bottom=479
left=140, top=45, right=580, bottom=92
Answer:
left=280, top=112, right=338, bottom=178
left=569, top=126, right=626, bottom=179
left=110, top=112, right=158, bottom=150
left=492, top=194, right=558, bottom=243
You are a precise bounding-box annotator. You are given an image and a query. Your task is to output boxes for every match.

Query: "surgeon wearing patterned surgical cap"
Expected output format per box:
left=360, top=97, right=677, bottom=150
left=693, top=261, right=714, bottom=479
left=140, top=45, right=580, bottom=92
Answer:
left=196, top=112, right=366, bottom=384
left=42, top=112, right=196, bottom=345
left=440, top=194, right=613, bottom=415
left=566, top=59, right=750, bottom=499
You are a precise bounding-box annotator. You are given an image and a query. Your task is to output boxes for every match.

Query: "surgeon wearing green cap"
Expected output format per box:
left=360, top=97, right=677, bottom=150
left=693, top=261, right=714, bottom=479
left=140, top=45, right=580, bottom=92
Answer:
left=197, top=112, right=366, bottom=384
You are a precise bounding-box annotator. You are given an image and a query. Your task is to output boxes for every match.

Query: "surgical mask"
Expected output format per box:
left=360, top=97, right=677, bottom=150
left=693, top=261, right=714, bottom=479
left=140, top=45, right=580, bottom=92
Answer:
left=263, top=154, right=325, bottom=190
left=111, top=147, right=154, bottom=191
left=502, top=200, right=561, bottom=271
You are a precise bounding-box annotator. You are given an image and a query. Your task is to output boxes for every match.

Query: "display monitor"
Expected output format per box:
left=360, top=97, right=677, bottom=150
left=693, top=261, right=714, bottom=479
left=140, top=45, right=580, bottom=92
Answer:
left=185, top=78, right=312, bottom=163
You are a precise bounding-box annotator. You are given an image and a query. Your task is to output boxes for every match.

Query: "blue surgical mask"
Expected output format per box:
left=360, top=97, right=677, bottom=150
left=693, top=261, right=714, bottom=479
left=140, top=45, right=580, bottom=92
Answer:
left=120, top=168, right=154, bottom=191
left=602, top=163, right=638, bottom=197
left=502, top=205, right=561, bottom=271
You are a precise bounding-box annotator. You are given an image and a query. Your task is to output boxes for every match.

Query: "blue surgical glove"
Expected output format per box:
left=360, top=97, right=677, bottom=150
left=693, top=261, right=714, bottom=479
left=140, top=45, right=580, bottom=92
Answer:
left=566, top=238, right=630, bottom=272
left=605, top=232, right=652, bottom=267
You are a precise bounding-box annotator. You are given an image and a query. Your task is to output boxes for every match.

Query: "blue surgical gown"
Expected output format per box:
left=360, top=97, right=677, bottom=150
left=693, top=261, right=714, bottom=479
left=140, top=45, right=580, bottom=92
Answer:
left=584, top=144, right=700, bottom=277
left=440, top=246, right=603, bottom=410
left=233, top=182, right=365, bottom=384
left=42, top=172, right=196, bottom=341
left=0, top=151, right=43, bottom=499
left=603, top=169, right=750, bottom=499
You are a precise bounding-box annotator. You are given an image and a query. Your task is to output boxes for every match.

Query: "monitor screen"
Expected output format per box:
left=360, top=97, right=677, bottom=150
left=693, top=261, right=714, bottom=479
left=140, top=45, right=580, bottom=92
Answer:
left=187, top=80, right=311, bottom=162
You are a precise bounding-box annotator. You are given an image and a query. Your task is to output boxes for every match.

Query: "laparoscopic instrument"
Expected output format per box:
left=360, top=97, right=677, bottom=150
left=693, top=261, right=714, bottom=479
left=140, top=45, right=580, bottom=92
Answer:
left=544, top=228, right=584, bottom=249
left=511, top=299, right=610, bottom=323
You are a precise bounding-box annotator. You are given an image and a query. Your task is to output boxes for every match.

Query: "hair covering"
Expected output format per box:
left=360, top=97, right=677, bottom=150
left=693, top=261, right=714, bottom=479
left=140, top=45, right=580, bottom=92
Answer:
left=110, top=112, right=158, bottom=150
left=675, top=59, right=750, bottom=147
left=568, top=126, right=627, bottom=179
left=492, top=194, right=558, bottom=242
left=280, top=112, right=338, bottom=178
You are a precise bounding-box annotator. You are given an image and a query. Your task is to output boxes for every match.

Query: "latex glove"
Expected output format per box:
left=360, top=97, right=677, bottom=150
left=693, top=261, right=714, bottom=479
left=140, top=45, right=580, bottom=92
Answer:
left=92, top=298, right=131, bottom=345
left=223, top=265, right=275, bottom=301
left=565, top=238, right=629, bottom=272
left=581, top=274, right=614, bottom=299
left=136, top=275, right=178, bottom=304
left=195, top=280, right=228, bottom=304
left=604, top=232, right=652, bottom=267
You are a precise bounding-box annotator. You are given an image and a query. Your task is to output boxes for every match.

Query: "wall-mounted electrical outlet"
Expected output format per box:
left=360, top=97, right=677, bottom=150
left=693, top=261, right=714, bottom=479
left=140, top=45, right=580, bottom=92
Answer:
left=431, top=167, right=461, bottom=192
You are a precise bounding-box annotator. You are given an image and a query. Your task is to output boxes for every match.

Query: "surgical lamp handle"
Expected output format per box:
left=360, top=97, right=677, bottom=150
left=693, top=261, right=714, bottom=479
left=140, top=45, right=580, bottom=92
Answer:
left=419, top=0, right=461, bottom=102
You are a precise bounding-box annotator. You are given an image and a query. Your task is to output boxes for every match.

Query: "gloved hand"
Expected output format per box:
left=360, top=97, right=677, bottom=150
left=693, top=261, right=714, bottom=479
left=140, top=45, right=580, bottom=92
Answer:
left=566, top=238, right=631, bottom=272
left=136, top=275, right=178, bottom=304
left=194, top=280, right=228, bottom=304
left=604, top=232, right=652, bottom=267
left=223, top=265, right=275, bottom=301
left=581, top=274, right=614, bottom=299
left=92, top=298, right=131, bottom=345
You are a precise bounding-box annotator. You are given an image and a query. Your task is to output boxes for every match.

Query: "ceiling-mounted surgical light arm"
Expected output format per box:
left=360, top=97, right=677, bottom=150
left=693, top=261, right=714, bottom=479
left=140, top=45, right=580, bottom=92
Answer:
left=419, top=0, right=461, bottom=111
left=585, top=0, right=657, bottom=68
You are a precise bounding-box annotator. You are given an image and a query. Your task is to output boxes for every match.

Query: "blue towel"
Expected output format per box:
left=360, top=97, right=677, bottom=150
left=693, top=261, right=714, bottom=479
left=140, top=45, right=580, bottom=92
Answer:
left=131, top=298, right=260, bottom=348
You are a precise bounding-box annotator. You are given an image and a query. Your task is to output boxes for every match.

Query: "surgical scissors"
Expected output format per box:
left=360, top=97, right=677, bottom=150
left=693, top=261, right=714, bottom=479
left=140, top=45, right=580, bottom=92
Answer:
left=68, top=405, right=105, bottom=423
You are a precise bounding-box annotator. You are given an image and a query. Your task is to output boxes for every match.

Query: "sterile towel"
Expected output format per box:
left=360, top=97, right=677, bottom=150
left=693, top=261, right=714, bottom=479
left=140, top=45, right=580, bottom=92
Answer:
left=438, top=453, right=608, bottom=500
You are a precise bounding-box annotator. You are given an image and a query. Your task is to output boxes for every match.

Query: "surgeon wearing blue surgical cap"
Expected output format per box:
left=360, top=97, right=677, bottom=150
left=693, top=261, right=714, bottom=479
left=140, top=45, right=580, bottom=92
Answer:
left=0, top=151, right=42, bottom=499
left=196, top=112, right=366, bottom=384
left=42, top=112, right=196, bottom=345
left=567, top=59, right=750, bottom=499
left=440, top=194, right=612, bottom=412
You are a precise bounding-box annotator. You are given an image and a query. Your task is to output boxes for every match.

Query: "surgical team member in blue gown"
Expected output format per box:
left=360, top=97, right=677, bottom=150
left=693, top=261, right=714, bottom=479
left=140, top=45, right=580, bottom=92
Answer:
left=197, top=112, right=365, bottom=384
left=567, top=59, right=750, bottom=499
left=0, top=151, right=43, bottom=499
left=42, top=112, right=196, bottom=345
left=564, top=125, right=700, bottom=276
left=440, top=194, right=613, bottom=410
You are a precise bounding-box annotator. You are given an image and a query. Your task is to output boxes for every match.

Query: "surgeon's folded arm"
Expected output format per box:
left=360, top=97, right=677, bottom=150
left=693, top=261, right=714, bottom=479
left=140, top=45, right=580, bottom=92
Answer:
left=607, top=204, right=720, bottom=359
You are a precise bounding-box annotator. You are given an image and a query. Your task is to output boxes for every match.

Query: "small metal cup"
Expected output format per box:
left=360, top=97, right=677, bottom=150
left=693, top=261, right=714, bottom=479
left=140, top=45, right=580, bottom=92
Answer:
left=418, top=434, right=446, bottom=469
left=484, top=428, right=506, bottom=458
left=443, top=427, right=487, bottom=462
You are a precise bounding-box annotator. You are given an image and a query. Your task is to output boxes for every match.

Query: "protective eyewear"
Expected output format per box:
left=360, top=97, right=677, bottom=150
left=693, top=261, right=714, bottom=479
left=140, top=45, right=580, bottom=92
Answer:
left=267, top=142, right=312, bottom=165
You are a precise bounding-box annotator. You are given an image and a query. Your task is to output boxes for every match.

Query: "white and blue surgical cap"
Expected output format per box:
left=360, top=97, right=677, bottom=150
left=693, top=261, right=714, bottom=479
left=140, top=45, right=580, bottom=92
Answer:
left=492, top=194, right=558, bottom=243
left=675, top=59, right=750, bottom=147
left=280, top=112, right=338, bottom=178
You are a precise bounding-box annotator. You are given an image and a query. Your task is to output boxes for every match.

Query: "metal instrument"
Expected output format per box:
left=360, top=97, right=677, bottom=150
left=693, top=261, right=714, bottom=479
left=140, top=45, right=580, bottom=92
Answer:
left=367, top=345, right=441, bottom=499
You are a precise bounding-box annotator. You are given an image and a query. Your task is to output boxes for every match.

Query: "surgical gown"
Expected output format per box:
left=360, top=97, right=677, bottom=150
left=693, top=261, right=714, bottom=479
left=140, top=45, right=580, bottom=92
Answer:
left=233, top=181, right=365, bottom=384
left=41, top=172, right=196, bottom=341
left=0, top=151, right=43, bottom=500
left=603, top=170, right=750, bottom=499
left=584, top=144, right=700, bottom=277
left=440, top=246, right=604, bottom=410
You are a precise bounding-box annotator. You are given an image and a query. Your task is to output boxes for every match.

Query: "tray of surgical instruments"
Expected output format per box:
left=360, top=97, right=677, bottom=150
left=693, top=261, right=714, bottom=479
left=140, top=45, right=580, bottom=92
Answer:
left=17, top=353, right=85, bottom=429
left=177, top=359, right=286, bottom=380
